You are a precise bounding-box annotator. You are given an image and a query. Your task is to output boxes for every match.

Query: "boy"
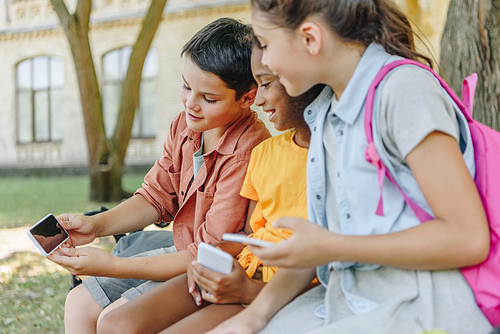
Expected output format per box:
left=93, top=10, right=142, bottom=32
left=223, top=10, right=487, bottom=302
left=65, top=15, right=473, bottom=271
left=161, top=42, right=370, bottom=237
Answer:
left=48, top=17, right=270, bottom=333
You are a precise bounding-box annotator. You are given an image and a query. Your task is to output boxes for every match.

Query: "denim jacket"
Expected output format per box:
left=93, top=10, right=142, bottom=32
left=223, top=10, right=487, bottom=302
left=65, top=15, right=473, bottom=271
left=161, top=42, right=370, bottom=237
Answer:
left=304, top=43, right=475, bottom=316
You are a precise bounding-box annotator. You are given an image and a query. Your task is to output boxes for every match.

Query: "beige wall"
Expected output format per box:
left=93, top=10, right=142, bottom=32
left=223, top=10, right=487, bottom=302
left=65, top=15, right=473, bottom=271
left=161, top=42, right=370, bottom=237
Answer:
left=0, top=1, right=253, bottom=169
left=0, top=0, right=451, bottom=170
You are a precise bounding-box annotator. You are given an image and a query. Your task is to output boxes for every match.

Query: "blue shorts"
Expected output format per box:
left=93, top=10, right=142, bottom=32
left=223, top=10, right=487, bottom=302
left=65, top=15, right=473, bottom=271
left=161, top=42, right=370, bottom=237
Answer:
left=83, top=230, right=176, bottom=308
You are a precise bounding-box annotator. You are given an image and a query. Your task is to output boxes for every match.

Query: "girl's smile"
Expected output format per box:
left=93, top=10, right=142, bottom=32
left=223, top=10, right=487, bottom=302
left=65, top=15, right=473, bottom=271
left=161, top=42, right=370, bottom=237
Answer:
left=263, top=108, right=276, bottom=122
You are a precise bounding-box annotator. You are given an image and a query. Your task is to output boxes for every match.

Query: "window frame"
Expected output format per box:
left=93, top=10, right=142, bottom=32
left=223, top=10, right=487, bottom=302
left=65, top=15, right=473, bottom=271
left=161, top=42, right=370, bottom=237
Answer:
left=15, top=56, right=64, bottom=144
left=102, top=46, right=157, bottom=140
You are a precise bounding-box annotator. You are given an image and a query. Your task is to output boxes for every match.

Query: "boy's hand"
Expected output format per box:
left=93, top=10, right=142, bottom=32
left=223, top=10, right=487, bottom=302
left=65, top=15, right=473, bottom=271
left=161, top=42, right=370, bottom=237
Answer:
left=47, top=246, right=115, bottom=277
left=190, top=258, right=265, bottom=305
left=57, top=213, right=99, bottom=247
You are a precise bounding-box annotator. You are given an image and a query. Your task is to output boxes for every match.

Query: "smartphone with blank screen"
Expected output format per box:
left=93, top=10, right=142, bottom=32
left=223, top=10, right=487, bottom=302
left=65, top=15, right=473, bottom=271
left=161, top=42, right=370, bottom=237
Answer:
left=197, top=242, right=233, bottom=274
left=222, top=233, right=274, bottom=248
left=26, top=214, right=69, bottom=257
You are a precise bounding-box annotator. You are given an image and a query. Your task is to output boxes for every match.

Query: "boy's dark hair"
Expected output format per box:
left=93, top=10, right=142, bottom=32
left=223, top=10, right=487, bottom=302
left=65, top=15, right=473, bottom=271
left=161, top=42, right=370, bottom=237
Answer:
left=181, top=18, right=256, bottom=100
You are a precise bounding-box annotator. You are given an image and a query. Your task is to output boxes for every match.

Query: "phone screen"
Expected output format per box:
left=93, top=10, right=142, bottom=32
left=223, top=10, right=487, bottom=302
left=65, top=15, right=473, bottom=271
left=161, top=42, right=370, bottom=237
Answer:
left=29, top=214, right=69, bottom=254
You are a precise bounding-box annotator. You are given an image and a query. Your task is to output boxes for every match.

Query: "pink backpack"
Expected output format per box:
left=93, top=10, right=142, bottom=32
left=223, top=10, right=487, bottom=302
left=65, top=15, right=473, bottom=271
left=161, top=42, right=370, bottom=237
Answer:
left=364, top=59, right=500, bottom=326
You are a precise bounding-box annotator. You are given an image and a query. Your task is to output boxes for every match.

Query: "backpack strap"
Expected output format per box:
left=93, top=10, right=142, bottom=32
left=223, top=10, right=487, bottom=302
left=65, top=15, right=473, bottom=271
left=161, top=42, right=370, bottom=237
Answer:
left=364, top=59, right=476, bottom=223
left=462, top=73, right=478, bottom=118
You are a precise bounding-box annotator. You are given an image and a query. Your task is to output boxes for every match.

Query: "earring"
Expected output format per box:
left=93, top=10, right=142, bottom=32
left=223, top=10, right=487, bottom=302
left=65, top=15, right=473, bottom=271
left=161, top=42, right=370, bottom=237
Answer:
left=309, top=49, right=314, bottom=55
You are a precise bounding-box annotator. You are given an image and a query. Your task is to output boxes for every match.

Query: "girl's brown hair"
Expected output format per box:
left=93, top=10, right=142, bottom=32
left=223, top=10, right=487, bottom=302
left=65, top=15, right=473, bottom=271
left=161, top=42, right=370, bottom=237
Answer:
left=251, top=0, right=432, bottom=67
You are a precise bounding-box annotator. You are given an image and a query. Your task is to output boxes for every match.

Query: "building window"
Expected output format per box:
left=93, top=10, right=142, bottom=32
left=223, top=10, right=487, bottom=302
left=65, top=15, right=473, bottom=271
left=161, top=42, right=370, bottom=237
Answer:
left=16, top=56, right=64, bottom=144
left=102, top=47, right=157, bottom=139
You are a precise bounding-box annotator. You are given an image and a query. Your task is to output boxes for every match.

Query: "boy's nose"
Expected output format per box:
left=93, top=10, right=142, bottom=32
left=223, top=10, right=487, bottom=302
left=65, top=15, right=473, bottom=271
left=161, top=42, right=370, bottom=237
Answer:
left=185, top=95, right=201, bottom=111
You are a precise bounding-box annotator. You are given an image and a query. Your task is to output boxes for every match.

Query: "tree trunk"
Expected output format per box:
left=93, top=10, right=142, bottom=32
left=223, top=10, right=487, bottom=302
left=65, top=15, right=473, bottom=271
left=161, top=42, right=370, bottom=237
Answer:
left=440, top=0, right=500, bottom=131
left=51, top=0, right=168, bottom=202
left=113, top=0, right=168, bottom=172
left=51, top=0, right=117, bottom=201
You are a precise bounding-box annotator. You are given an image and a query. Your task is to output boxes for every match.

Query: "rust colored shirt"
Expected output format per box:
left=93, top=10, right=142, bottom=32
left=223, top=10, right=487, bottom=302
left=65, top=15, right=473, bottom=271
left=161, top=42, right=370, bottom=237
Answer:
left=135, top=109, right=271, bottom=257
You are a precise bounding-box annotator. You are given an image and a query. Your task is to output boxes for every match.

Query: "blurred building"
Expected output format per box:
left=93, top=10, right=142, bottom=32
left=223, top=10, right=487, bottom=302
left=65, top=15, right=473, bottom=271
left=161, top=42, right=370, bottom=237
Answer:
left=398, top=0, right=451, bottom=62
left=0, top=0, right=252, bottom=172
left=0, top=0, right=450, bottom=172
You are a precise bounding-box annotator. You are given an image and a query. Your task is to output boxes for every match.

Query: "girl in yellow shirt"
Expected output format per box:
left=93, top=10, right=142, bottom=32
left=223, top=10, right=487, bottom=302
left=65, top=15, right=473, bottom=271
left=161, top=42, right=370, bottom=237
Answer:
left=96, top=45, right=324, bottom=334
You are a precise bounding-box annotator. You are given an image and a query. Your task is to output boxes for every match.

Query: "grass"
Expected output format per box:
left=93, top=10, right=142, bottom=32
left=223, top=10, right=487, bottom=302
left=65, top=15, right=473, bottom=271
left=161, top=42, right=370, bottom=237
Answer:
left=0, top=173, right=144, bottom=333
left=0, top=174, right=145, bottom=229
left=0, top=238, right=114, bottom=334
left=0, top=251, right=69, bottom=333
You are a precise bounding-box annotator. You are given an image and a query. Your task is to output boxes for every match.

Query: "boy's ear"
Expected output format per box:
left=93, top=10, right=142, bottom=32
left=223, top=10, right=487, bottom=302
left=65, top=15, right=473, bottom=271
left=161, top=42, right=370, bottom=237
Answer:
left=298, top=20, right=323, bottom=56
left=240, top=87, right=257, bottom=108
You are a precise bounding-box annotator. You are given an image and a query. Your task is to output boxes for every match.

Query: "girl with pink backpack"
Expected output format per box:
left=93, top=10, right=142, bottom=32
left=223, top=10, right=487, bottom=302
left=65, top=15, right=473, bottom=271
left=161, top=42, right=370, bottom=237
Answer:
left=207, top=1, right=496, bottom=333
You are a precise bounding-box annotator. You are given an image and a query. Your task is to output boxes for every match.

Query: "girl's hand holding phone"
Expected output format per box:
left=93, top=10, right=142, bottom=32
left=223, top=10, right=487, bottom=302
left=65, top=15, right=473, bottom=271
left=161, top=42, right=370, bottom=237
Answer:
left=190, top=257, right=265, bottom=305
left=248, top=217, right=336, bottom=268
left=189, top=243, right=266, bottom=305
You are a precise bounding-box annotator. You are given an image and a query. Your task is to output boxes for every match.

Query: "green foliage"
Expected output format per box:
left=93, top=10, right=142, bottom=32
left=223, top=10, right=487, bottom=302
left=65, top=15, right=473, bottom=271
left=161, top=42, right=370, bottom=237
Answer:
left=0, top=174, right=144, bottom=229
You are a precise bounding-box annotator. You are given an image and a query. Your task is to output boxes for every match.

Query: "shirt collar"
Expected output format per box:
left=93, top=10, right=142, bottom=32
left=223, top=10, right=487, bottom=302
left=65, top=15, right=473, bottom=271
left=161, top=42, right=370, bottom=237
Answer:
left=333, top=43, right=393, bottom=124
left=303, top=85, right=334, bottom=124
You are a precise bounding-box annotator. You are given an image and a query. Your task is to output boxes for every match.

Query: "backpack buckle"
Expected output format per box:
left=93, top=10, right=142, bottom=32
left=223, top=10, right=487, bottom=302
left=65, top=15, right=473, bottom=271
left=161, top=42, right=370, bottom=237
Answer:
left=365, top=143, right=380, bottom=169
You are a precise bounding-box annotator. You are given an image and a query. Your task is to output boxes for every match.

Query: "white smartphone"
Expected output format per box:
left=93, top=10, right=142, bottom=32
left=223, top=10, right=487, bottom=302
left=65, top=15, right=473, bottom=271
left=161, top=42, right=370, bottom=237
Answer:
left=222, top=233, right=274, bottom=248
left=26, top=213, right=69, bottom=257
left=197, top=242, right=233, bottom=274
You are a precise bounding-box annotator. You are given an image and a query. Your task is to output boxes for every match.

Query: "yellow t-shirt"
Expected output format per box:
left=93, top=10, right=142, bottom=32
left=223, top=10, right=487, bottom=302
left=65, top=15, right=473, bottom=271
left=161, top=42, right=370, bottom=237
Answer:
left=238, top=130, right=308, bottom=282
